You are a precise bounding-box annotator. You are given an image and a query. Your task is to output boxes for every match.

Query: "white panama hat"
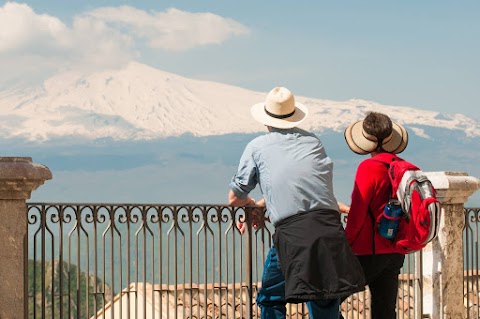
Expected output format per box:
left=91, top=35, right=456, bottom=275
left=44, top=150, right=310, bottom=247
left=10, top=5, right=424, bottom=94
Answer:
left=344, top=119, right=409, bottom=155
left=251, top=87, right=308, bottom=129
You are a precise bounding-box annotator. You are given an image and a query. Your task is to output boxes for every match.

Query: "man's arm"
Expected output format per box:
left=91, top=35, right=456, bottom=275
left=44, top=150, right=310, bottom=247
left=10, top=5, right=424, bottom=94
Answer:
left=228, top=142, right=262, bottom=233
left=228, top=190, right=256, bottom=207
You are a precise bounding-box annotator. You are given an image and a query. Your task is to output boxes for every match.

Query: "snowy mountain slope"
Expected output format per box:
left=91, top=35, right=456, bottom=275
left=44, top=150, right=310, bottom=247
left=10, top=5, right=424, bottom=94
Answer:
left=0, top=61, right=478, bottom=141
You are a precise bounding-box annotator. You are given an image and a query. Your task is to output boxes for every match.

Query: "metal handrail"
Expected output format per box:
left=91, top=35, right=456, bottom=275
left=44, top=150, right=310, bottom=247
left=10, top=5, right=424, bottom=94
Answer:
left=27, top=203, right=480, bottom=318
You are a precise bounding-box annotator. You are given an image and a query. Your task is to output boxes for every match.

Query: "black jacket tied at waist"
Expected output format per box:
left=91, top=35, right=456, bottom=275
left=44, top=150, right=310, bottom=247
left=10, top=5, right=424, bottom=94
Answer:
left=273, top=209, right=366, bottom=303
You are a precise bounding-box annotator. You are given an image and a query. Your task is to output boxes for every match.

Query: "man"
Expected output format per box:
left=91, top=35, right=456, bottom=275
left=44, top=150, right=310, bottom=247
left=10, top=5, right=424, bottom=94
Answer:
left=228, top=87, right=365, bottom=319
left=339, top=111, right=408, bottom=318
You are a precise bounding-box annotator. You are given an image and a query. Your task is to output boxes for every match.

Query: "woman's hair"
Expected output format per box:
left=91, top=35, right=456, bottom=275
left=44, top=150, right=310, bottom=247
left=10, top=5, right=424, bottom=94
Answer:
left=363, top=112, right=392, bottom=151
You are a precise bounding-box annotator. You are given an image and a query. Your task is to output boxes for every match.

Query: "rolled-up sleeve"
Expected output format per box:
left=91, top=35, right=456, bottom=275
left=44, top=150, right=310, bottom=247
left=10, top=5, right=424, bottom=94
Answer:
left=229, top=143, right=258, bottom=199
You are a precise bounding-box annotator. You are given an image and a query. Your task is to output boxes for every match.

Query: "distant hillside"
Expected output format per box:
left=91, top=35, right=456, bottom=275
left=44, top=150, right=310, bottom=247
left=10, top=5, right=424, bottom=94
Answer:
left=0, top=61, right=478, bottom=142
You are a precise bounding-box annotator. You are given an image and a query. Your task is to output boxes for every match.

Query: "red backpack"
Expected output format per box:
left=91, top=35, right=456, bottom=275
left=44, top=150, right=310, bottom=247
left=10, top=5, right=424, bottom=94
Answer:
left=376, top=156, right=442, bottom=254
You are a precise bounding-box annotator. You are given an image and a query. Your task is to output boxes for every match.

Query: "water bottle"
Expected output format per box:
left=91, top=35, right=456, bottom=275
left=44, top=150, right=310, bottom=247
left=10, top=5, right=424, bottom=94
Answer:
left=378, top=199, right=403, bottom=239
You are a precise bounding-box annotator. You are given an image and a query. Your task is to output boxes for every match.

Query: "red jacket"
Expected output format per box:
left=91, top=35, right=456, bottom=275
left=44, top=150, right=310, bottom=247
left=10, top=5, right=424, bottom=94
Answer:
left=345, top=153, right=399, bottom=255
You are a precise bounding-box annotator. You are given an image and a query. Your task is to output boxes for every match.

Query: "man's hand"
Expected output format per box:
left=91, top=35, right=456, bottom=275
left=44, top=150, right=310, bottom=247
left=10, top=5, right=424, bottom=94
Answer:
left=237, top=207, right=266, bottom=234
left=337, top=201, right=350, bottom=214
left=236, top=198, right=266, bottom=234
left=236, top=219, right=247, bottom=234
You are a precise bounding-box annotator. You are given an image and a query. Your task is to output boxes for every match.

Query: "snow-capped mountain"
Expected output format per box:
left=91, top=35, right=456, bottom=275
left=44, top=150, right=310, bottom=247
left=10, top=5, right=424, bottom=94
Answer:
left=0, top=61, right=478, bottom=142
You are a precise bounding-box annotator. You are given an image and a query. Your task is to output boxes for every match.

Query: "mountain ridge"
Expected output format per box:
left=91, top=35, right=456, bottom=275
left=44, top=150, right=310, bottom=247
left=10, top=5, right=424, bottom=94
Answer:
left=1, top=61, right=478, bottom=142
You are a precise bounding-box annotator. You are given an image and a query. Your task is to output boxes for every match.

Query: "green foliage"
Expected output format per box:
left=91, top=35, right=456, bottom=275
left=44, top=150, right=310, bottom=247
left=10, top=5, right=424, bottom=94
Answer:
left=28, top=260, right=111, bottom=319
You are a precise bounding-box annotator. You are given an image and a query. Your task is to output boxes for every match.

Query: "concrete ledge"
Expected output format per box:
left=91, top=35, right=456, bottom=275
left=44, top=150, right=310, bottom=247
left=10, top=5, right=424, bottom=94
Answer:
left=426, top=171, right=480, bottom=204
left=0, top=157, right=52, bottom=200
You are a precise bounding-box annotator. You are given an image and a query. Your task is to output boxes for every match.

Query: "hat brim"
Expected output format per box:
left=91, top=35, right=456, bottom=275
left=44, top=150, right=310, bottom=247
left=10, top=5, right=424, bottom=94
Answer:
left=250, top=102, right=308, bottom=129
left=344, top=120, right=408, bottom=155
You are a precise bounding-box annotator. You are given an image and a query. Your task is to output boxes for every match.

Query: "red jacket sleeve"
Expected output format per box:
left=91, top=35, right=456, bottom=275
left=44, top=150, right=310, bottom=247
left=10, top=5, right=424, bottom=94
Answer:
left=345, top=160, right=376, bottom=245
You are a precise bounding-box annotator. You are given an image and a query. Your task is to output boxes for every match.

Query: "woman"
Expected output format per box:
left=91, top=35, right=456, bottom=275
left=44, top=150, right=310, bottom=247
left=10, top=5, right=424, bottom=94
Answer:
left=339, top=111, right=408, bottom=319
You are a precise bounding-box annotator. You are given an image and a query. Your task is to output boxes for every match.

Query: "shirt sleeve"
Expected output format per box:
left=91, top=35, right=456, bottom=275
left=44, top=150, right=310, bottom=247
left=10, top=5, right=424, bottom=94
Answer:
left=345, top=160, right=376, bottom=245
left=229, top=143, right=258, bottom=199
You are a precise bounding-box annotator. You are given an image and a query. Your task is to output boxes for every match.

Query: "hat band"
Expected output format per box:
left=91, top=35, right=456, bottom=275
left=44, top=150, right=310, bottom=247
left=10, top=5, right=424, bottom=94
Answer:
left=264, top=106, right=295, bottom=119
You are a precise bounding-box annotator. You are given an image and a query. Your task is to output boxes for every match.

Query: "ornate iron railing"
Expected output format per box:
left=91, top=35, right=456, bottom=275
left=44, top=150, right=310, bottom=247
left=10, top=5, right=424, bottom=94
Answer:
left=27, top=203, right=268, bottom=319
left=464, top=207, right=480, bottom=319
left=27, top=203, right=479, bottom=318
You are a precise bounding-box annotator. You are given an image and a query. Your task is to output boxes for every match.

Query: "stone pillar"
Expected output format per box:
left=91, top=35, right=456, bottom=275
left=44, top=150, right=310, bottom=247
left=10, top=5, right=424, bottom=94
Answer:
left=0, top=157, right=52, bottom=319
left=422, top=172, right=480, bottom=319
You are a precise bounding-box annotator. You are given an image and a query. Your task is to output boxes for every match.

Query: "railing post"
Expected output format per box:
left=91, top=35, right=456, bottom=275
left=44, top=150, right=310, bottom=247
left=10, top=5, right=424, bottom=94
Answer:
left=0, top=157, right=52, bottom=319
left=422, top=171, right=480, bottom=319
left=245, top=207, right=253, bottom=319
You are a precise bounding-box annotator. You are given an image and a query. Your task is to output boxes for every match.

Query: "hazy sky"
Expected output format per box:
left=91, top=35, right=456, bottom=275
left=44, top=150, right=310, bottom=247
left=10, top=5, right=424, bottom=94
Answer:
left=1, top=1, right=479, bottom=119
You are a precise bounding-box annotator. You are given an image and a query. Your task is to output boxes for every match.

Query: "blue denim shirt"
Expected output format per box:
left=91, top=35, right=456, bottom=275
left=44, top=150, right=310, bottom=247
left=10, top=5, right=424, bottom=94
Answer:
left=229, top=127, right=339, bottom=226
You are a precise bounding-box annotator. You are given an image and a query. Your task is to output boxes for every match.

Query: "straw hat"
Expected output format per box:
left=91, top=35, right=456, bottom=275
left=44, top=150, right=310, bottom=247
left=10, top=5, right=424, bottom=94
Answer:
left=344, top=119, right=408, bottom=155
left=251, top=87, right=308, bottom=129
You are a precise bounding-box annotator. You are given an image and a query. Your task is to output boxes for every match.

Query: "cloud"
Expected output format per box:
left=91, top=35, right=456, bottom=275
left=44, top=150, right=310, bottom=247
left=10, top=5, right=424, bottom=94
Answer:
left=0, top=2, right=249, bottom=86
left=87, top=6, right=250, bottom=51
left=0, top=2, right=69, bottom=52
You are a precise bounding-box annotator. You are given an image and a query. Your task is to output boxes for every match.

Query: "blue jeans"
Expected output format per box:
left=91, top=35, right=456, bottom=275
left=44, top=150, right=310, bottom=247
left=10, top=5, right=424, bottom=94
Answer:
left=256, top=246, right=340, bottom=319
